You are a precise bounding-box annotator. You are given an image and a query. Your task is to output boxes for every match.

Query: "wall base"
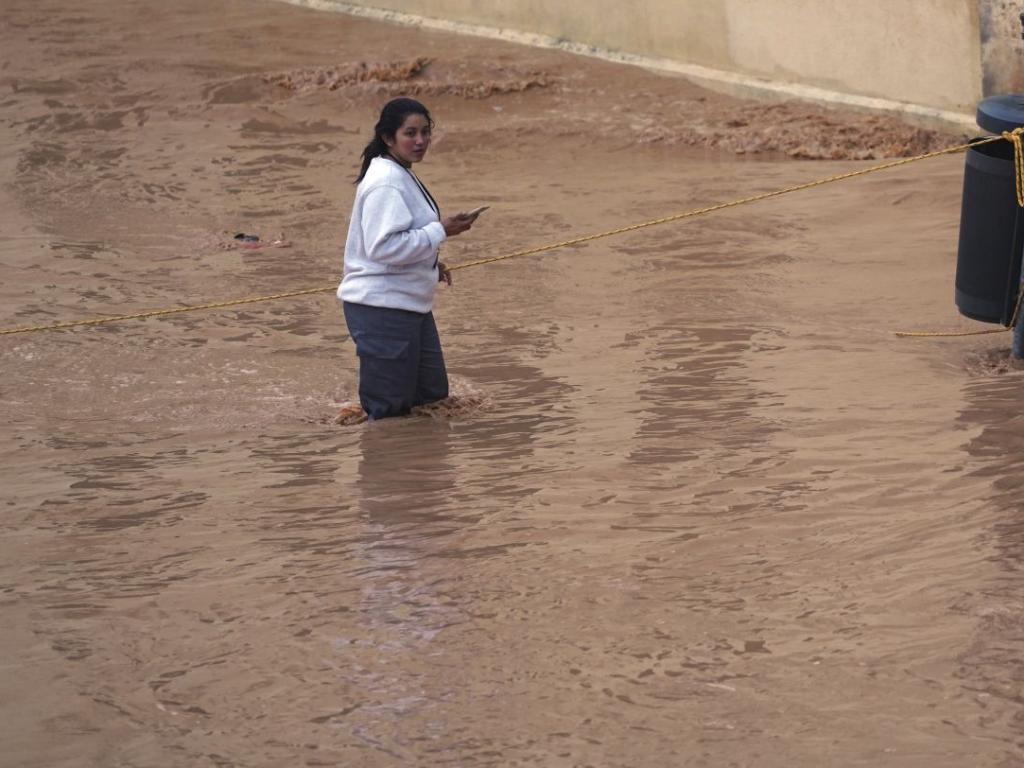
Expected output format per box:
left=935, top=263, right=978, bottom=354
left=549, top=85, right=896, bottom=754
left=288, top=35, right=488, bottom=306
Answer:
left=277, top=0, right=977, bottom=133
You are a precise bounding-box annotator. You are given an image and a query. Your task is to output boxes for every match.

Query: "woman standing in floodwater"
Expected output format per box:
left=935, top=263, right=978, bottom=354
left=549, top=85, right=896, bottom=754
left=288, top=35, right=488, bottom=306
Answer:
left=339, top=97, right=480, bottom=421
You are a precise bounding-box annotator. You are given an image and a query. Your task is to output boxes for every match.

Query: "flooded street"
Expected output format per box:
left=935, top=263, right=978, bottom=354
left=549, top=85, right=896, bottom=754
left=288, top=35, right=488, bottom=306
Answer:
left=2, top=1, right=1024, bottom=765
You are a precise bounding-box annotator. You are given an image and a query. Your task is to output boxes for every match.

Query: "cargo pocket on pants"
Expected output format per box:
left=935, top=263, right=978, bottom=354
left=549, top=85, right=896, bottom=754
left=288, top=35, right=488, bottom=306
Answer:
left=354, top=335, right=409, bottom=361
left=354, top=334, right=414, bottom=416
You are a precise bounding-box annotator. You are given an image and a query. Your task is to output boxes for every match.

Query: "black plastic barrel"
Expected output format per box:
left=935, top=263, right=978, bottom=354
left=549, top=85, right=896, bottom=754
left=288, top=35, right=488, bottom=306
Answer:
left=955, top=137, right=1024, bottom=325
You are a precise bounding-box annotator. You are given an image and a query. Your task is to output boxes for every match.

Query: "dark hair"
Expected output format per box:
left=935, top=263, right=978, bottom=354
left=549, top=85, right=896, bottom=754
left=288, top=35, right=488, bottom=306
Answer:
left=355, top=97, right=434, bottom=183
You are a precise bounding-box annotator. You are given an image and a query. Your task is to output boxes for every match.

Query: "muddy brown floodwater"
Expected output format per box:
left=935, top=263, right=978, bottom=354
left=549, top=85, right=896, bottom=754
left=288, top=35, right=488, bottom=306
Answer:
left=2, top=1, right=1024, bottom=766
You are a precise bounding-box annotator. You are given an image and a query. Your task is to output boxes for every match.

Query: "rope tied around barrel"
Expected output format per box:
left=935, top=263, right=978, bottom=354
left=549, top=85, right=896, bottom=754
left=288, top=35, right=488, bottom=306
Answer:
left=893, top=128, right=1024, bottom=338
left=1001, top=127, right=1024, bottom=331
left=0, top=132, right=1017, bottom=338
left=1004, top=126, right=1024, bottom=208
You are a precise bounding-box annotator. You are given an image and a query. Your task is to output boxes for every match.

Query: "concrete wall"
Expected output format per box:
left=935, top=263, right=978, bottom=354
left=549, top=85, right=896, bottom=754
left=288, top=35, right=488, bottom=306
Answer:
left=286, top=0, right=1024, bottom=124
left=981, top=0, right=1024, bottom=96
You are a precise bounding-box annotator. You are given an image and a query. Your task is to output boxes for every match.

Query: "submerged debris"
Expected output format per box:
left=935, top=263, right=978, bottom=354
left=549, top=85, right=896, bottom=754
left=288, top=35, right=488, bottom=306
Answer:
left=263, top=58, right=553, bottom=100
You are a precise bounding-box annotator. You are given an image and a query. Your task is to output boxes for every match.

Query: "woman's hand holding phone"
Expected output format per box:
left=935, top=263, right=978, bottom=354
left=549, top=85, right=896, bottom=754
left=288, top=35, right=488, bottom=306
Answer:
left=443, top=206, right=490, bottom=237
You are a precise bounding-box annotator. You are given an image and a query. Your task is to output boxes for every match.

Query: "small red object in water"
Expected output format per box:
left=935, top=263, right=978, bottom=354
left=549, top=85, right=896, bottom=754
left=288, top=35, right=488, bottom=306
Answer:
left=335, top=404, right=366, bottom=425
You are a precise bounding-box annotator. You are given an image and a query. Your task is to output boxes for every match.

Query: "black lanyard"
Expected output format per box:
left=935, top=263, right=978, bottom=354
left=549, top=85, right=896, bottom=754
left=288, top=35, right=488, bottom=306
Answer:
left=409, top=170, right=439, bottom=216
left=384, top=154, right=441, bottom=267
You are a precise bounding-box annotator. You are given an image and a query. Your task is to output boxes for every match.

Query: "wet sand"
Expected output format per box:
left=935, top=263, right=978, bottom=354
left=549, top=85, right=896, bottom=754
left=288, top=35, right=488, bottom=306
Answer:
left=2, top=1, right=1024, bottom=766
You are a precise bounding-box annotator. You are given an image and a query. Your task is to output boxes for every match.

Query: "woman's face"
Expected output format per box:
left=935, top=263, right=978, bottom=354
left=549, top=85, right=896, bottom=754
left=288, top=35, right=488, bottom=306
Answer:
left=384, top=113, right=431, bottom=166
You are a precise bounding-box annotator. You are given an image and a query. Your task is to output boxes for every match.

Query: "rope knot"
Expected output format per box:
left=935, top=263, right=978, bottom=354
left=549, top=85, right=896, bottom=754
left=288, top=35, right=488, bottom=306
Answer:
left=1002, top=127, right=1024, bottom=208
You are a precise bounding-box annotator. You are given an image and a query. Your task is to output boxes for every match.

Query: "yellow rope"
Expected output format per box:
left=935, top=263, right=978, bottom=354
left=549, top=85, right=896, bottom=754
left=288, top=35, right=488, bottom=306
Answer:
left=449, top=137, right=1000, bottom=272
left=0, top=286, right=335, bottom=337
left=0, top=132, right=1014, bottom=338
left=892, top=327, right=1009, bottom=338
left=1005, top=128, right=1024, bottom=208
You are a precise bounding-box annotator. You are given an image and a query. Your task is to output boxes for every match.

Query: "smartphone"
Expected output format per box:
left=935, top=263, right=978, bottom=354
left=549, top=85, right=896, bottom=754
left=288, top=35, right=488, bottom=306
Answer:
left=467, top=205, right=490, bottom=217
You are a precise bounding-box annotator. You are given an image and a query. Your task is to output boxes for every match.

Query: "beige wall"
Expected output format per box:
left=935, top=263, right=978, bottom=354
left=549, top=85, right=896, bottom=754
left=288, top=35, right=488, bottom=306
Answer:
left=290, top=0, right=1024, bottom=121
left=981, top=0, right=1024, bottom=96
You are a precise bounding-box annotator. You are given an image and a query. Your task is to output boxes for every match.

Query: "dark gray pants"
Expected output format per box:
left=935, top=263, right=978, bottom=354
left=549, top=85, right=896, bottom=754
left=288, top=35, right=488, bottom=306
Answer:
left=343, top=301, right=449, bottom=420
